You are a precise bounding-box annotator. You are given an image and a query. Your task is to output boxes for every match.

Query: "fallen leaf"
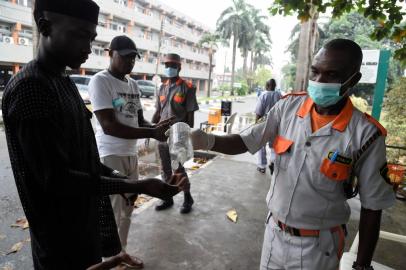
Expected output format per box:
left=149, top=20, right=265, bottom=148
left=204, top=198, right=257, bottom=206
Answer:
left=10, top=218, right=29, bottom=230
left=0, top=234, right=6, bottom=241
left=1, top=265, right=14, bottom=270
left=227, top=209, right=238, bottom=223
left=134, top=195, right=152, bottom=208
left=6, top=241, right=23, bottom=255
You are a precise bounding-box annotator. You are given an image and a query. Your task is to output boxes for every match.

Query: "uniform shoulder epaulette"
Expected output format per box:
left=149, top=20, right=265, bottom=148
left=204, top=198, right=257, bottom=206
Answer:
left=185, top=80, right=194, bottom=89
left=364, top=113, right=387, bottom=136
left=281, top=91, right=307, bottom=99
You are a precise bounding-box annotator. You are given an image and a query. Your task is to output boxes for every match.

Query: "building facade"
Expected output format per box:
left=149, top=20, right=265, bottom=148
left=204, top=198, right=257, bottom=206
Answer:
left=0, top=0, right=214, bottom=94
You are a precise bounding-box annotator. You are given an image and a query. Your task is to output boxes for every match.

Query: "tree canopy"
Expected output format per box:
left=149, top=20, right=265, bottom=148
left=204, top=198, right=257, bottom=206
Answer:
left=282, top=11, right=404, bottom=96
left=270, top=0, right=406, bottom=64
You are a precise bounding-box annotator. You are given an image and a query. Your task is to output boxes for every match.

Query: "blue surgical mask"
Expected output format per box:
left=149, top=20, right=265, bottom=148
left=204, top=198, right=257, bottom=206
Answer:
left=307, top=80, right=342, bottom=107
left=307, top=73, right=358, bottom=107
left=164, top=67, right=178, bottom=78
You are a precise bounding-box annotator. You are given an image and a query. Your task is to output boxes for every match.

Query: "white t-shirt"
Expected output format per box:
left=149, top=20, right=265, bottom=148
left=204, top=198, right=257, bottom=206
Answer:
left=88, top=70, right=142, bottom=157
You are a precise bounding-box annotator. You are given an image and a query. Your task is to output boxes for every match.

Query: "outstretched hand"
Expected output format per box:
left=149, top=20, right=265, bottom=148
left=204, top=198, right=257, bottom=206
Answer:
left=152, top=116, right=175, bottom=142
left=86, top=251, right=142, bottom=270
left=169, top=171, right=190, bottom=192
left=139, top=176, right=189, bottom=200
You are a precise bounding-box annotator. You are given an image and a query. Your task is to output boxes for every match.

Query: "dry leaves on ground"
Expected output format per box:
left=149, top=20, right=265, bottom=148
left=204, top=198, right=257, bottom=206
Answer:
left=134, top=195, right=153, bottom=208
left=227, top=209, right=238, bottom=223
left=10, top=218, right=29, bottom=230
left=6, top=242, right=23, bottom=255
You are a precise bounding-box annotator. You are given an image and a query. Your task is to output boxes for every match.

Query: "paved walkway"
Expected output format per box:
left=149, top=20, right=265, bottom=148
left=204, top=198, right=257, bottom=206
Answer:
left=127, top=155, right=269, bottom=270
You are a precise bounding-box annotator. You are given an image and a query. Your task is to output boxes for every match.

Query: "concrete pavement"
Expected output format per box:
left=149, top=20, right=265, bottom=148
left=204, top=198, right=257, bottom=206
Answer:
left=127, top=154, right=269, bottom=270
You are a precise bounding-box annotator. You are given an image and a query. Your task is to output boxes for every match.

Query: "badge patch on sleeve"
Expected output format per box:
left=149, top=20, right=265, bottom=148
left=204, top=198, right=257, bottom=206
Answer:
left=327, top=151, right=352, bottom=165
left=380, top=162, right=392, bottom=186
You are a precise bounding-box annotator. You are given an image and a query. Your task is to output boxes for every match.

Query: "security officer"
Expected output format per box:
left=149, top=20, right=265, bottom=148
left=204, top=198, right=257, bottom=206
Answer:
left=190, top=39, right=395, bottom=270
left=152, top=53, right=199, bottom=214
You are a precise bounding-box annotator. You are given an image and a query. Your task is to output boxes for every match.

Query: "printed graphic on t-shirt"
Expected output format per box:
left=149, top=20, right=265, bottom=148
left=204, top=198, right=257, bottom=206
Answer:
left=116, top=92, right=142, bottom=118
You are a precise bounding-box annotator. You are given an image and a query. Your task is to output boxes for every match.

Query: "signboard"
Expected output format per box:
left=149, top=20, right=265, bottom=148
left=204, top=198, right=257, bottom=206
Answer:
left=360, top=50, right=380, bottom=84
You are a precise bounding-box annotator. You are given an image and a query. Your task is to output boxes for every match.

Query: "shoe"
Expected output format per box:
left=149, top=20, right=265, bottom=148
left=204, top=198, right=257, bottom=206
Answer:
left=269, top=162, right=274, bottom=175
left=180, top=193, right=194, bottom=214
left=155, top=198, right=174, bottom=211
left=257, top=167, right=266, bottom=174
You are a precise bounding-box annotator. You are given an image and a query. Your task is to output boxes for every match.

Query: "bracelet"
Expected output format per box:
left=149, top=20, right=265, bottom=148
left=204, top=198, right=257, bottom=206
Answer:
left=352, top=262, right=374, bottom=270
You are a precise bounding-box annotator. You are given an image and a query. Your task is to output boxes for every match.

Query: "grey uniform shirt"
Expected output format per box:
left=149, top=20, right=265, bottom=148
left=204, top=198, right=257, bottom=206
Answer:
left=241, top=94, right=395, bottom=229
left=156, top=78, right=199, bottom=123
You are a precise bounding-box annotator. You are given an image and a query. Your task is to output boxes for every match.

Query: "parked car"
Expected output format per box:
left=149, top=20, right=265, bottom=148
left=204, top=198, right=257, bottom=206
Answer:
left=136, top=80, right=156, bottom=98
left=70, top=75, right=92, bottom=104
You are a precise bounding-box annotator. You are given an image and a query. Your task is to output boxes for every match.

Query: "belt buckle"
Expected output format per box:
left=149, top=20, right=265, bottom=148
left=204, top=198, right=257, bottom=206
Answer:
left=283, top=225, right=292, bottom=234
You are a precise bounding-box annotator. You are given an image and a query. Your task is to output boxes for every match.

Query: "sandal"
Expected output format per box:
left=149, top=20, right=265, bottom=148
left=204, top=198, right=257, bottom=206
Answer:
left=257, top=167, right=266, bottom=174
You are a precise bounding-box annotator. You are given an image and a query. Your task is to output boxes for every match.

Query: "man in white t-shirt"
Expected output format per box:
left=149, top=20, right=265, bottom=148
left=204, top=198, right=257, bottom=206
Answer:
left=89, top=35, right=170, bottom=269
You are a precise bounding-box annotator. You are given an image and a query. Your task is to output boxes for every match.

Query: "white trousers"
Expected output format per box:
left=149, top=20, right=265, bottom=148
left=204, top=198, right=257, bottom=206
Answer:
left=260, top=215, right=345, bottom=270
left=101, top=155, right=139, bottom=251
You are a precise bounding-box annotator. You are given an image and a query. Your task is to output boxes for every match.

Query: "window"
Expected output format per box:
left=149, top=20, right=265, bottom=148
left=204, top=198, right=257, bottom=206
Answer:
left=111, top=22, right=126, bottom=33
left=114, top=0, right=128, bottom=7
left=92, top=47, right=105, bottom=56
left=164, top=16, right=173, bottom=25
left=175, top=21, right=183, bottom=29
left=0, top=24, right=12, bottom=36
left=144, top=31, right=152, bottom=40
left=17, top=0, right=32, bottom=7
left=173, top=41, right=181, bottom=48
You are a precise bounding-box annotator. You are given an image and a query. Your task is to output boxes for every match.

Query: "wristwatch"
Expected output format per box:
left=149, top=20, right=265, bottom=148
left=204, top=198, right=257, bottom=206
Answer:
left=352, top=262, right=374, bottom=270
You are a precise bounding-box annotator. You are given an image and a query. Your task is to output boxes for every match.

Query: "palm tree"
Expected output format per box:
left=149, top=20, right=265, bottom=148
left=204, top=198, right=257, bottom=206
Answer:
left=216, top=0, right=252, bottom=95
left=251, top=34, right=272, bottom=70
left=198, top=33, right=226, bottom=98
left=247, top=8, right=271, bottom=74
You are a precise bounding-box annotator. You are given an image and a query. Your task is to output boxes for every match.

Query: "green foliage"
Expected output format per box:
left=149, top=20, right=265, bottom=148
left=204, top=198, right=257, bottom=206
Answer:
left=253, top=67, right=272, bottom=88
left=218, top=84, right=231, bottom=96
left=236, top=81, right=249, bottom=96
left=383, top=77, right=406, bottom=145
left=281, top=63, right=296, bottom=91
left=270, top=1, right=406, bottom=65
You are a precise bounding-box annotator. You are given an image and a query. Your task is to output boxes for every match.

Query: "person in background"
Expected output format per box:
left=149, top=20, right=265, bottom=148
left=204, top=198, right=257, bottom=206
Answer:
left=88, top=35, right=173, bottom=269
left=255, top=79, right=281, bottom=174
left=152, top=53, right=199, bottom=214
left=2, top=1, right=187, bottom=269
left=190, top=39, right=395, bottom=270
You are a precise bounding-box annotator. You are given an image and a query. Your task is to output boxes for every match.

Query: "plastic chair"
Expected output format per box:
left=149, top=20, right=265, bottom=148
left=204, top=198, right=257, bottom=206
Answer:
left=210, top=113, right=237, bottom=136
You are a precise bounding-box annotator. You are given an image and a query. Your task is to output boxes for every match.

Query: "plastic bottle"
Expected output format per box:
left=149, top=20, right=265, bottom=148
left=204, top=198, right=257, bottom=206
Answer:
left=168, top=122, right=194, bottom=170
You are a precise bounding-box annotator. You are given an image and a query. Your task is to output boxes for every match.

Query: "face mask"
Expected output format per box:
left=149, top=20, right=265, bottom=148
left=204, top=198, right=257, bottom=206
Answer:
left=164, top=67, right=178, bottom=78
left=307, top=72, right=358, bottom=107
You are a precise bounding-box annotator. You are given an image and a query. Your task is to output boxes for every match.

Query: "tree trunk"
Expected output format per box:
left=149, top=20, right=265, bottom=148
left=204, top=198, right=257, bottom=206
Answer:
left=250, top=50, right=254, bottom=73
left=230, top=34, right=237, bottom=96
left=253, top=54, right=258, bottom=73
left=207, top=47, right=212, bottom=98
left=242, top=49, right=248, bottom=77
left=294, top=11, right=319, bottom=92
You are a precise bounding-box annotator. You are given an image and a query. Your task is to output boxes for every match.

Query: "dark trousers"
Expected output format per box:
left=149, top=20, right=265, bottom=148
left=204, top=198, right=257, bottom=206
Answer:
left=158, top=141, right=191, bottom=198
